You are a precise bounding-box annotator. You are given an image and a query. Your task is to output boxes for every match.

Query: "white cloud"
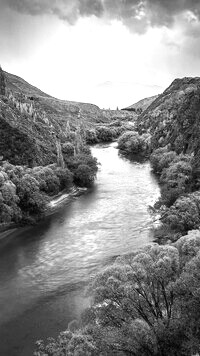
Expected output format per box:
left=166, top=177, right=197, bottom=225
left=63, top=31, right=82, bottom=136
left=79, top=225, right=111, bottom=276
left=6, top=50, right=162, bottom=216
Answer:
left=1, top=9, right=200, bottom=108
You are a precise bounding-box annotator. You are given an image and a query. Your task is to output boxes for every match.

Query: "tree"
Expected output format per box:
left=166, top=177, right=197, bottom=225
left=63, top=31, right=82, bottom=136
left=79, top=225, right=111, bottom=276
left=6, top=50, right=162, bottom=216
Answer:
left=17, top=174, right=47, bottom=216
left=85, top=244, right=182, bottom=355
left=150, top=148, right=177, bottom=175
left=96, top=126, right=114, bottom=142
left=85, top=129, right=98, bottom=144
left=34, top=330, right=98, bottom=356
left=74, top=164, right=95, bottom=187
left=161, top=192, right=200, bottom=233
left=35, top=231, right=200, bottom=356
left=62, top=142, right=75, bottom=158
left=118, top=131, right=150, bottom=156
left=0, top=66, right=6, bottom=96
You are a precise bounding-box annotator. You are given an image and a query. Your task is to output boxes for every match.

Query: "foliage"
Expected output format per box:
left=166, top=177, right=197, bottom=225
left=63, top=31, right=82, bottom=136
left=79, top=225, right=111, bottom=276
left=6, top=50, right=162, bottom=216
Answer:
left=118, top=130, right=151, bottom=157
left=150, top=147, right=177, bottom=174
left=35, top=230, right=200, bottom=356
left=74, top=164, right=96, bottom=187
left=34, top=330, right=98, bottom=356
left=96, top=126, right=115, bottom=142
left=85, top=124, right=126, bottom=144
left=0, top=161, right=74, bottom=224
left=159, top=158, right=193, bottom=207
left=0, top=117, right=39, bottom=166
left=65, top=153, right=98, bottom=177
left=161, top=192, right=200, bottom=233
left=0, top=118, right=98, bottom=224
left=85, top=129, right=99, bottom=144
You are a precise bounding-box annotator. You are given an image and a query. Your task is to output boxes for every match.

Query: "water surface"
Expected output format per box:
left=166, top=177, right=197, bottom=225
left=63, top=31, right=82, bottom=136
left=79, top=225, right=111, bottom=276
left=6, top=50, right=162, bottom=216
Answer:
left=0, top=143, right=160, bottom=355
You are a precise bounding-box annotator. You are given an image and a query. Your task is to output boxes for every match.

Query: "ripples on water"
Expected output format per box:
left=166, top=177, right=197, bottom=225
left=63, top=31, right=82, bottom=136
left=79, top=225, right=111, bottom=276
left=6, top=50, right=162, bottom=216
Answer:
left=0, top=142, right=160, bottom=356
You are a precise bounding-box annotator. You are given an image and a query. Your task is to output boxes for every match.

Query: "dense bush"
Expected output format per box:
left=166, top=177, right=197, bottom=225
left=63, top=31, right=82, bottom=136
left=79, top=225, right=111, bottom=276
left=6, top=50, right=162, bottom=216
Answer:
left=74, top=164, right=96, bottom=187
left=150, top=145, right=193, bottom=207
left=35, top=230, right=200, bottom=356
left=118, top=130, right=151, bottom=156
left=62, top=142, right=75, bottom=157
left=65, top=153, right=98, bottom=177
left=159, top=159, right=193, bottom=207
left=85, top=122, right=135, bottom=145
left=96, top=126, right=115, bottom=142
left=161, top=192, right=200, bottom=233
left=150, top=147, right=177, bottom=174
left=0, top=162, right=74, bottom=224
left=85, top=129, right=98, bottom=144
left=0, top=122, right=98, bottom=225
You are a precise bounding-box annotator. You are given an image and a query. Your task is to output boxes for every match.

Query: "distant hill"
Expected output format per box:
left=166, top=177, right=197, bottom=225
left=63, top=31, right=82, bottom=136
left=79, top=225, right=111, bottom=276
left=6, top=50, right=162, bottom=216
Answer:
left=0, top=70, right=134, bottom=166
left=122, top=95, right=159, bottom=113
left=4, top=71, right=107, bottom=128
left=137, top=77, right=200, bottom=171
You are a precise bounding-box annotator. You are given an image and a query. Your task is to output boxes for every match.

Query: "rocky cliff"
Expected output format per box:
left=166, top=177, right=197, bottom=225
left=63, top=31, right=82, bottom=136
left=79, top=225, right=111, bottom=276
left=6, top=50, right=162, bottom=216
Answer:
left=137, top=77, right=200, bottom=159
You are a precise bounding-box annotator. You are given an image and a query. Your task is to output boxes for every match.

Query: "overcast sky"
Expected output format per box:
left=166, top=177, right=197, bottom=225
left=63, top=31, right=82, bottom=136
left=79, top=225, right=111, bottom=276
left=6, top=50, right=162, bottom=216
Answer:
left=1, top=0, right=200, bottom=108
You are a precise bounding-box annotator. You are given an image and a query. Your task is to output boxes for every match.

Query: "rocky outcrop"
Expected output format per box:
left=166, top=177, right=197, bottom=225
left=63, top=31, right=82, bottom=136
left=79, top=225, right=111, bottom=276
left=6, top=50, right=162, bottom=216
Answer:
left=137, top=77, right=200, bottom=156
left=136, top=77, right=200, bottom=178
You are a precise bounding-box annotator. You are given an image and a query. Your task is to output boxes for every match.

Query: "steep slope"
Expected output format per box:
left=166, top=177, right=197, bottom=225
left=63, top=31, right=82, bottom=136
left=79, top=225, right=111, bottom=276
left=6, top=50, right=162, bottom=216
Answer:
left=137, top=77, right=200, bottom=162
left=0, top=70, right=134, bottom=166
left=122, top=95, right=159, bottom=113
left=5, top=71, right=106, bottom=128
left=5, top=71, right=133, bottom=128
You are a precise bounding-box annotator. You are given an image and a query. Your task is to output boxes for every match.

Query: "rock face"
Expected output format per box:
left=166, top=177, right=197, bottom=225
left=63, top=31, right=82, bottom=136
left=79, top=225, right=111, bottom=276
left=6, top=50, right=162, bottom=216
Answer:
left=137, top=77, right=200, bottom=158
left=122, top=95, right=159, bottom=113
left=0, top=67, right=5, bottom=96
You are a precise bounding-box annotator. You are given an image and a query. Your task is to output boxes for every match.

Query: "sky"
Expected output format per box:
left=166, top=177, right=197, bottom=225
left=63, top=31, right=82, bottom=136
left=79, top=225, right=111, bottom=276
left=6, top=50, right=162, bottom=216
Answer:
left=1, top=1, right=200, bottom=109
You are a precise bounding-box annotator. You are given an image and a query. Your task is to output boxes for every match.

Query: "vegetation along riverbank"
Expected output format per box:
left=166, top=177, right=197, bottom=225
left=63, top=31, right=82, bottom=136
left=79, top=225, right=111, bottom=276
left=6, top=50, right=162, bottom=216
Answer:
left=35, top=77, right=200, bottom=356
left=0, top=67, right=136, bottom=231
left=2, top=65, right=200, bottom=355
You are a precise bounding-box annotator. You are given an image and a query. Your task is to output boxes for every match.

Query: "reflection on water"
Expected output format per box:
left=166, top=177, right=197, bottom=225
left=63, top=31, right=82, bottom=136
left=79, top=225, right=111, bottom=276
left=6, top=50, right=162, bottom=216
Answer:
left=0, top=143, right=160, bottom=356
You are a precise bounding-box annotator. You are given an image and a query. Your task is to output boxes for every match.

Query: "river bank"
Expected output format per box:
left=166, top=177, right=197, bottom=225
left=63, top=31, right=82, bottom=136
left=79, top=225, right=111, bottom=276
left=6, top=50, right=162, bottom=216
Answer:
left=0, top=143, right=160, bottom=356
left=0, top=185, right=88, bottom=242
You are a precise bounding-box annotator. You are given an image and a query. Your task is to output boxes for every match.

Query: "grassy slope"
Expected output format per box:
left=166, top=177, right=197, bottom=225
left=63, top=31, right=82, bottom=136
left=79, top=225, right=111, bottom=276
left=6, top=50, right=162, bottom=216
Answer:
left=5, top=71, right=133, bottom=128
left=0, top=71, right=135, bottom=166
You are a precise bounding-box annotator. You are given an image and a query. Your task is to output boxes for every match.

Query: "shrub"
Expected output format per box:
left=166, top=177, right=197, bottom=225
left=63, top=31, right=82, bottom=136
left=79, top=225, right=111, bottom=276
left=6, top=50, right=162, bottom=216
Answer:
left=118, top=131, right=150, bottom=156
left=62, top=142, right=75, bottom=157
left=96, top=126, right=114, bottom=142
left=161, top=192, right=200, bottom=233
left=150, top=148, right=177, bottom=174
left=54, top=167, right=73, bottom=191
left=74, top=164, right=96, bottom=187
left=85, top=129, right=98, bottom=144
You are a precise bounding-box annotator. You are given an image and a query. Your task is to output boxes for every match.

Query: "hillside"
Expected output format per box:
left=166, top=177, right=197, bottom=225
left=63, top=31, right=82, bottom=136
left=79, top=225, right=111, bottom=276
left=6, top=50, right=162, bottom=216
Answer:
left=5, top=71, right=134, bottom=126
left=0, top=69, right=134, bottom=166
left=137, top=77, right=200, bottom=167
left=122, top=94, right=159, bottom=113
left=5, top=71, right=108, bottom=128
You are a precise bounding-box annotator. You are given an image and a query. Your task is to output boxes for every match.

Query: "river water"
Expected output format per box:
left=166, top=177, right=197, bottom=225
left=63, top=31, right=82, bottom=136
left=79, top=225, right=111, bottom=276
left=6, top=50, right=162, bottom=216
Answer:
left=0, top=143, right=160, bottom=356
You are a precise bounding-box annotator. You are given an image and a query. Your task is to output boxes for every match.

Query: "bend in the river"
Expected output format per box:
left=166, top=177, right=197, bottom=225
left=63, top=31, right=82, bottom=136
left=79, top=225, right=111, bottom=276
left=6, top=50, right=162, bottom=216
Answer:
left=0, top=142, right=160, bottom=356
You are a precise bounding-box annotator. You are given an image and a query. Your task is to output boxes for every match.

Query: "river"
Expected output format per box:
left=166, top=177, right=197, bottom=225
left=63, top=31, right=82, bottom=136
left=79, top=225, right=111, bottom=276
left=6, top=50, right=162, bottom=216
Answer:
left=0, top=143, right=160, bottom=356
